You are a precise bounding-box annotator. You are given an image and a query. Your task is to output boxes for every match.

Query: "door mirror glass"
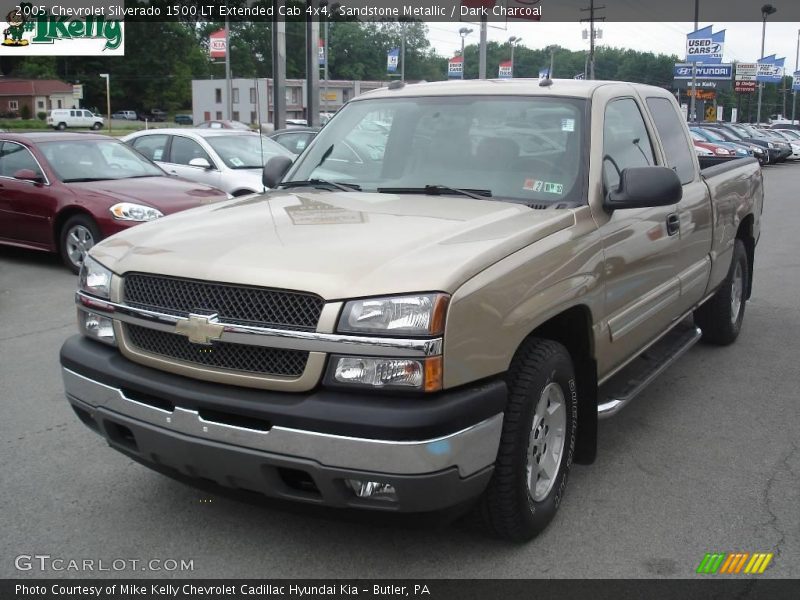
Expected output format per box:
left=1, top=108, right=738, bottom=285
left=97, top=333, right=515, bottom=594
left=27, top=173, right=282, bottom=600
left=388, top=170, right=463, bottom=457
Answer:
left=13, top=168, right=43, bottom=182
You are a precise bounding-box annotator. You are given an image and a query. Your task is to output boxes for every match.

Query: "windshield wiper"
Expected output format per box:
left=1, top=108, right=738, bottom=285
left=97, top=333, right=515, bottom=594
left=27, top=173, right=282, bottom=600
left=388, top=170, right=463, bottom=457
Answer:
left=377, top=185, right=492, bottom=200
left=278, top=179, right=360, bottom=192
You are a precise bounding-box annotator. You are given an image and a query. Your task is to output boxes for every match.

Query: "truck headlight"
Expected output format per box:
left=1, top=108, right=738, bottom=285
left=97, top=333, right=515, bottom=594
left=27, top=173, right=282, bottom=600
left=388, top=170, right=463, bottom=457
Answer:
left=326, top=355, right=443, bottom=392
left=337, top=293, right=449, bottom=336
left=109, top=202, right=163, bottom=222
left=78, top=255, right=112, bottom=299
left=78, top=256, right=116, bottom=346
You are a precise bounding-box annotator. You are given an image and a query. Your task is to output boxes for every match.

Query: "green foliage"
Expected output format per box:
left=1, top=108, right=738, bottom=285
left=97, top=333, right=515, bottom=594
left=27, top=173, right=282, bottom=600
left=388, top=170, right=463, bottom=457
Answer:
left=37, top=111, right=47, bottom=120
left=20, top=104, right=31, bottom=119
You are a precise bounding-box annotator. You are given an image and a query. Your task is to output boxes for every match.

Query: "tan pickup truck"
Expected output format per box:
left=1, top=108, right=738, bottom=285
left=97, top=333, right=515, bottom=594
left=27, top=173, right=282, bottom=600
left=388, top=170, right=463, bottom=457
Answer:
left=61, top=80, right=763, bottom=541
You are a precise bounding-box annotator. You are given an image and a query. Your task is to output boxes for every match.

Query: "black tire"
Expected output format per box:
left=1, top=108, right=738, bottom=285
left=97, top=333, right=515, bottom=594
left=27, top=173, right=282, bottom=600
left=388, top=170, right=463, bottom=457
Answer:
left=59, top=214, right=102, bottom=274
left=694, top=238, right=749, bottom=345
left=475, top=337, right=578, bottom=541
left=91, top=122, right=102, bottom=130
left=56, top=122, right=67, bottom=130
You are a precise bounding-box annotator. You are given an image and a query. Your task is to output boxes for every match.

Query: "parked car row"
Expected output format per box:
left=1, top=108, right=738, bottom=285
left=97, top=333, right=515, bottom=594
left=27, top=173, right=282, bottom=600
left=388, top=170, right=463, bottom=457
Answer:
left=109, top=109, right=168, bottom=122
left=689, top=121, right=798, bottom=165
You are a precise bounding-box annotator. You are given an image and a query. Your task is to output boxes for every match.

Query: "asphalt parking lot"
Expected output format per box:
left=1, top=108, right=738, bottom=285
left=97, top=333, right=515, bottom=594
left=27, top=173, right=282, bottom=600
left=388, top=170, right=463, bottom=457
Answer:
left=1, top=163, right=798, bottom=579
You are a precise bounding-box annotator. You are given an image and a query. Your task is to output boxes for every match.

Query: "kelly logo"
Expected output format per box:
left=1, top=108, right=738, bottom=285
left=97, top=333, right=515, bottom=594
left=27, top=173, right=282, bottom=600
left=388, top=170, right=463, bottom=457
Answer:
left=696, top=552, right=774, bottom=575
left=1, top=2, right=123, bottom=55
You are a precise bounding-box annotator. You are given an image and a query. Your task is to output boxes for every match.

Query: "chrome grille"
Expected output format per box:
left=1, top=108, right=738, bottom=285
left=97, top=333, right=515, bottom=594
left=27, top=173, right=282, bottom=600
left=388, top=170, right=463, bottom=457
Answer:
left=125, top=324, right=308, bottom=377
left=123, top=273, right=324, bottom=331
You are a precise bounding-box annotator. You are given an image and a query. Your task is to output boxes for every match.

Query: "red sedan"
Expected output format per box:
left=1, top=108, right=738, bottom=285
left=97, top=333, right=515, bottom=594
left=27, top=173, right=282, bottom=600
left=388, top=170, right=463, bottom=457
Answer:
left=0, top=132, right=228, bottom=272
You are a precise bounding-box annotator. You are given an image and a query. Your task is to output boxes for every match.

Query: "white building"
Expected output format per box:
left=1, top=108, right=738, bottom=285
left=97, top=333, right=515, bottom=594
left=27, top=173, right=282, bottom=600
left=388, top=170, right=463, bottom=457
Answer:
left=191, top=77, right=389, bottom=125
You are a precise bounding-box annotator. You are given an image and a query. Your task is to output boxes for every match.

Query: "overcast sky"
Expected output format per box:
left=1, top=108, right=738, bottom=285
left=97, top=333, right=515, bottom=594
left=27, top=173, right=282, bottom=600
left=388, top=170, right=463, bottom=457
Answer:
left=425, top=21, right=800, bottom=71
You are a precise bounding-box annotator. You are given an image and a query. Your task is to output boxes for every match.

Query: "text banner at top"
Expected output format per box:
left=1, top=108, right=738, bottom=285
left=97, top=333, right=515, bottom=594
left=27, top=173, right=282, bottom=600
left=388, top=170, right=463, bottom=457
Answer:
left=15, top=0, right=800, bottom=22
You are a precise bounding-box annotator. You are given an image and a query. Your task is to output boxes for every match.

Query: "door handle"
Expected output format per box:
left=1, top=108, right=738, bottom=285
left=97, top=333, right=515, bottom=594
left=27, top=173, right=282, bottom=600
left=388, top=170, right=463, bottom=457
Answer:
left=666, top=214, right=680, bottom=236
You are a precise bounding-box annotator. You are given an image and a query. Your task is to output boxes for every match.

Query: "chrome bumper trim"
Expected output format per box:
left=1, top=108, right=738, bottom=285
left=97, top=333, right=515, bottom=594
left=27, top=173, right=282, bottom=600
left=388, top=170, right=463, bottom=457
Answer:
left=63, top=368, right=502, bottom=477
left=76, top=292, right=442, bottom=358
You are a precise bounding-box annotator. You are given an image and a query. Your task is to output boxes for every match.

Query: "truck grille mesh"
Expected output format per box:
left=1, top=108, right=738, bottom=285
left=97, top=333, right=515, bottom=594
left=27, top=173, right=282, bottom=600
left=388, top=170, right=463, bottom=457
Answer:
left=125, top=324, right=308, bottom=377
left=123, top=273, right=324, bottom=331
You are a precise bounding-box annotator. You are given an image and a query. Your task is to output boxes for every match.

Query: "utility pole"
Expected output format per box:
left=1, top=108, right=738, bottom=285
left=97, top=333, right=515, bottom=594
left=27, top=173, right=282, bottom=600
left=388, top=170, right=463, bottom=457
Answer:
left=400, top=23, right=406, bottom=82
left=224, top=16, right=232, bottom=121
left=305, top=0, right=320, bottom=127
left=580, top=0, right=605, bottom=80
left=478, top=13, right=487, bottom=79
left=272, top=0, right=286, bottom=129
left=793, top=28, right=799, bottom=124
left=689, top=0, right=698, bottom=122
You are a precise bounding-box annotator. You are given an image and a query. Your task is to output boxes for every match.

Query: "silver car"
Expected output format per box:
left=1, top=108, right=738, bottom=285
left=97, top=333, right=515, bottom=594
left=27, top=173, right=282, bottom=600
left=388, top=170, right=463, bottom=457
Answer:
left=121, top=129, right=294, bottom=196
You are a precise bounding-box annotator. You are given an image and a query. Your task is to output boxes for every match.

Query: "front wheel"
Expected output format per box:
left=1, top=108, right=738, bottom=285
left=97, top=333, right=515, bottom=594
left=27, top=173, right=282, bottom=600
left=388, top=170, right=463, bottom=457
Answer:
left=60, top=215, right=102, bottom=274
left=91, top=122, right=102, bottom=130
left=56, top=122, right=67, bottom=130
left=475, top=338, right=578, bottom=541
left=694, top=238, right=749, bottom=345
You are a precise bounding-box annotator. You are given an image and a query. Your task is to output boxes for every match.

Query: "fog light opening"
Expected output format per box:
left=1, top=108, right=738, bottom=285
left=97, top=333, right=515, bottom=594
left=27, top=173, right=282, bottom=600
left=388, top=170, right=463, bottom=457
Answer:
left=344, top=479, right=398, bottom=502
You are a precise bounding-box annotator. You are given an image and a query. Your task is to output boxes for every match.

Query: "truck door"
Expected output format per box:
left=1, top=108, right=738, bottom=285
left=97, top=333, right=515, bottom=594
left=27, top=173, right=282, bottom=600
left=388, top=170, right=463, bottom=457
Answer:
left=645, top=96, right=713, bottom=313
left=596, top=97, right=682, bottom=375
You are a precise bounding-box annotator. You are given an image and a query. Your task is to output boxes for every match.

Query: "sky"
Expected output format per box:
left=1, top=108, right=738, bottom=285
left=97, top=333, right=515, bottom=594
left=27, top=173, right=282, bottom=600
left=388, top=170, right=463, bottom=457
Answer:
left=425, top=21, right=800, bottom=71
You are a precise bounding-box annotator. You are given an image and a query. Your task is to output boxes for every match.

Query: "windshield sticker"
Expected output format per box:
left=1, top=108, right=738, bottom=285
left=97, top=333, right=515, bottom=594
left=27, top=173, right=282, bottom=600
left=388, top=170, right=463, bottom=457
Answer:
left=543, top=182, right=564, bottom=194
left=525, top=179, right=563, bottom=194
left=524, top=179, right=544, bottom=192
left=561, top=118, right=575, bottom=132
left=229, top=157, right=245, bottom=167
left=153, top=149, right=163, bottom=161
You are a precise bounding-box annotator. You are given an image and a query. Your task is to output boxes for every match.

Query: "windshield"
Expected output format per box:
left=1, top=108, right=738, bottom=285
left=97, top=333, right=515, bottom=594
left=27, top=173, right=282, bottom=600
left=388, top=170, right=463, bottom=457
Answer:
left=205, top=134, right=293, bottom=169
left=287, top=96, right=588, bottom=205
left=699, top=129, right=726, bottom=143
left=38, top=140, right=164, bottom=182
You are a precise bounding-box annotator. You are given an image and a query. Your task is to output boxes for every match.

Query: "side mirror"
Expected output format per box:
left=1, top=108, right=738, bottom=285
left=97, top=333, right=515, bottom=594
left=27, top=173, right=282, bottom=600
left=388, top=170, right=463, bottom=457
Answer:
left=188, top=157, right=212, bottom=169
left=605, top=166, right=682, bottom=210
left=262, top=155, right=293, bottom=189
left=14, top=169, right=43, bottom=183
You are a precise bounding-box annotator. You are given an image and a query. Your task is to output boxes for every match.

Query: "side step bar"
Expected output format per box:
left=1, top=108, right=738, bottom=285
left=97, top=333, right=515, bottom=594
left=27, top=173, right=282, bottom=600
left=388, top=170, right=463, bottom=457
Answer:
left=598, top=321, right=702, bottom=419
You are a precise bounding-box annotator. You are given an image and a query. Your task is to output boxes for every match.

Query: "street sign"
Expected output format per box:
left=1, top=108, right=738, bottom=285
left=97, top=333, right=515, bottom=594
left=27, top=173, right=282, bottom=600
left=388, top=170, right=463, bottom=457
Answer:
left=734, top=81, right=756, bottom=93
left=735, top=63, right=757, bottom=81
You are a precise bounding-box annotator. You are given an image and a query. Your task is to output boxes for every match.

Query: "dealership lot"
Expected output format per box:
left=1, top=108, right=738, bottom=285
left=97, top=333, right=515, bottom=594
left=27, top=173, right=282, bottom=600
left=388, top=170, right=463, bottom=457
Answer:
left=1, top=164, right=798, bottom=579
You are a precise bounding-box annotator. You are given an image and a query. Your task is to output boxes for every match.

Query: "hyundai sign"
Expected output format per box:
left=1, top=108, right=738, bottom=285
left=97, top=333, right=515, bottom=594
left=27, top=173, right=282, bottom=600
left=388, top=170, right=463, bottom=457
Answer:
left=674, top=63, right=732, bottom=80
left=686, top=26, right=725, bottom=64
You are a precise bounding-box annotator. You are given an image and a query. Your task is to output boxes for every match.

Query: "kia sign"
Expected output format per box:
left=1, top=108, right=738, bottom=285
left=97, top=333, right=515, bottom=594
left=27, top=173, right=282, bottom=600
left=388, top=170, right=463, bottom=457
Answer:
left=209, top=29, right=226, bottom=59
left=686, top=26, right=725, bottom=64
left=674, top=63, right=732, bottom=80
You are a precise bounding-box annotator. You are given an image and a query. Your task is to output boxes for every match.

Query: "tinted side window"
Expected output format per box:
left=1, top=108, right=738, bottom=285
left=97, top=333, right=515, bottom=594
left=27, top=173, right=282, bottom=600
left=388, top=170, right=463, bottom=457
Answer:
left=0, top=142, right=44, bottom=179
left=646, top=97, right=696, bottom=184
left=603, top=98, right=656, bottom=191
left=131, top=134, right=169, bottom=162
left=169, top=136, right=213, bottom=167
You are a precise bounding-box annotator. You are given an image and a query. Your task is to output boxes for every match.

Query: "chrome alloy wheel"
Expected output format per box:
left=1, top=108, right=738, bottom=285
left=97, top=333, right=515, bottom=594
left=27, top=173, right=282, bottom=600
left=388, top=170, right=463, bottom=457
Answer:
left=526, top=382, right=567, bottom=502
left=65, top=224, right=95, bottom=269
left=730, top=259, right=744, bottom=325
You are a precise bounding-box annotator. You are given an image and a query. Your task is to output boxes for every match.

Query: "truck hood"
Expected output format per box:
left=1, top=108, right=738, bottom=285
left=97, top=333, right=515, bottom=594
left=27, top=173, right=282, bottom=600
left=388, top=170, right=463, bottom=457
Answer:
left=67, top=176, right=227, bottom=214
left=91, top=190, right=575, bottom=300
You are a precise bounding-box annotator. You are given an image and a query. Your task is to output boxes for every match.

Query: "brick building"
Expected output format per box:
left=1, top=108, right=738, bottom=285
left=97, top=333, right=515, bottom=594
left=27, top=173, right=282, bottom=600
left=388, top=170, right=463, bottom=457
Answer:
left=0, top=79, right=76, bottom=117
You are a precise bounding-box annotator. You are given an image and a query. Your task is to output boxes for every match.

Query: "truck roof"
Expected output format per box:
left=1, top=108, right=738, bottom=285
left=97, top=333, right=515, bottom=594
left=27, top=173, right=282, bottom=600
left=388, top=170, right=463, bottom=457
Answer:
left=358, top=78, right=667, bottom=100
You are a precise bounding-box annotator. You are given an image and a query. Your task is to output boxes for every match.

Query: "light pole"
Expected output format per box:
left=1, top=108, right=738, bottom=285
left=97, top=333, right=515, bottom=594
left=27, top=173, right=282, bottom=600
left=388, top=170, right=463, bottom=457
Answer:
left=756, top=3, right=777, bottom=124
left=458, top=27, right=472, bottom=79
left=546, top=45, right=557, bottom=79
left=508, top=36, right=521, bottom=78
left=99, top=73, right=110, bottom=135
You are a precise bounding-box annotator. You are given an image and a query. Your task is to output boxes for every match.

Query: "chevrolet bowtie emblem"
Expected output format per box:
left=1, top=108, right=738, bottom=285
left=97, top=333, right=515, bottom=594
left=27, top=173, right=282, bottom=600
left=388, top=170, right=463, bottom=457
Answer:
left=175, top=313, right=224, bottom=345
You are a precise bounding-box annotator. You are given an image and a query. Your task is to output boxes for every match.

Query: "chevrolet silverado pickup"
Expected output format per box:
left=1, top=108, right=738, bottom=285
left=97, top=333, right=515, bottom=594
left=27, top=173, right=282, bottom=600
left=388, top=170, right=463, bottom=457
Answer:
left=60, top=80, right=763, bottom=541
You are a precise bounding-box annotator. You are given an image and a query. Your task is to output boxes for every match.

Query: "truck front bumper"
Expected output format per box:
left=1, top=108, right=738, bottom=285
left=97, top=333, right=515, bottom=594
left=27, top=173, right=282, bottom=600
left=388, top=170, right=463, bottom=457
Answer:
left=60, top=336, right=505, bottom=512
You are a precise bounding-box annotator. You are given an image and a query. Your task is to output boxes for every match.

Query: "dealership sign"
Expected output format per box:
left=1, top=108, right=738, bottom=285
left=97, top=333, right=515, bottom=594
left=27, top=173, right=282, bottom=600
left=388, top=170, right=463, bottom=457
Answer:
left=756, top=55, right=785, bottom=83
left=794, top=71, right=800, bottom=92
left=735, top=63, right=757, bottom=81
left=498, top=60, right=512, bottom=78
left=686, top=26, right=725, bottom=64
left=734, top=81, right=756, bottom=93
left=674, top=63, right=732, bottom=80
left=448, top=55, right=463, bottom=79
left=209, top=29, right=226, bottom=59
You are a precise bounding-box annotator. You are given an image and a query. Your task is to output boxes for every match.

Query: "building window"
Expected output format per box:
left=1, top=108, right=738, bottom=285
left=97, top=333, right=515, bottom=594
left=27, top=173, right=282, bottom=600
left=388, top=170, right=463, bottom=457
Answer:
left=232, top=88, right=239, bottom=104
left=215, top=111, right=223, bottom=120
left=57, top=99, right=63, bottom=108
left=37, top=100, right=44, bottom=109
left=232, top=111, right=240, bottom=121
left=8, top=100, right=19, bottom=111
left=250, top=111, right=257, bottom=123
left=215, top=88, right=222, bottom=103
left=250, top=88, right=256, bottom=103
